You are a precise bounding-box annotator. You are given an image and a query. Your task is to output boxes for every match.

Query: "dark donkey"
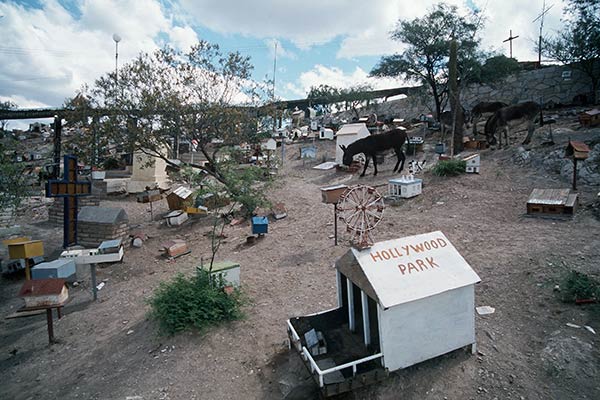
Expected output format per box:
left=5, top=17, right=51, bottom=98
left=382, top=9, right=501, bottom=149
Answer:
left=470, top=101, right=507, bottom=136
left=484, top=101, right=541, bottom=147
left=340, top=128, right=407, bottom=177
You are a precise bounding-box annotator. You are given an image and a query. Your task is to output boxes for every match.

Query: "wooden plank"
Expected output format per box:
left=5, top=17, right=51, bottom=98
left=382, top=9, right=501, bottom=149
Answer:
left=5, top=309, right=46, bottom=319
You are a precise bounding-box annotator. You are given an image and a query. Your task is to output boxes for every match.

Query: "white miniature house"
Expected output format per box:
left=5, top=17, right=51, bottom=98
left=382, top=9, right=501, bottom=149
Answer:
left=388, top=175, right=422, bottom=198
left=463, top=154, right=480, bottom=173
left=335, top=123, right=370, bottom=165
left=287, top=231, right=480, bottom=396
left=320, top=127, right=334, bottom=141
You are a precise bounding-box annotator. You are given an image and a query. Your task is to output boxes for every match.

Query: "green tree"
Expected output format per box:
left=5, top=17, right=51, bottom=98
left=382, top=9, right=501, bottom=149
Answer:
left=0, top=100, right=17, bottom=131
left=307, top=84, right=341, bottom=115
left=0, top=143, right=31, bottom=211
left=474, top=55, right=522, bottom=85
left=543, top=0, right=600, bottom=103
left=370, top=3, right=481, bottom=120
left=88, top=42, right=269, bottom=186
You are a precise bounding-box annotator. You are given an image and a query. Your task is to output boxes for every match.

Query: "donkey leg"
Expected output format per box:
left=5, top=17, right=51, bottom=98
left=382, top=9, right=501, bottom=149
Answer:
left=360, top=156, right=370, bottom=177
left=397, top=151, right=406, bottom=173
left=522, top=121, right=534, bottom=144
left=372, top=154, right=378, bottom=176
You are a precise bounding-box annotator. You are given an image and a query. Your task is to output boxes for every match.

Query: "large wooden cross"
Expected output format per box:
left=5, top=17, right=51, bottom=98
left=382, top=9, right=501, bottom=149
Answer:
left=45, top=155, right=91, bottom=248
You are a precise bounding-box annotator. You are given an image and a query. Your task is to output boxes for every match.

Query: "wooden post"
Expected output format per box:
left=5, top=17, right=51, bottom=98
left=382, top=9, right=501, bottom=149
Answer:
left=361, top=291, right=370, bottom=346
left=347, top=279, right=355, bottom=332
left=52, top=116, right=62, bottom=179
left=573, top=158, right=578, bottom=191
left=46, top=308, right=55, bottom=344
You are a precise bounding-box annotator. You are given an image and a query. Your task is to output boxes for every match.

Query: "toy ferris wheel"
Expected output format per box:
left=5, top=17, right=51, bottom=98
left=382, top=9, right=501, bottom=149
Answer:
left=336, top=185, right=385, bottom=249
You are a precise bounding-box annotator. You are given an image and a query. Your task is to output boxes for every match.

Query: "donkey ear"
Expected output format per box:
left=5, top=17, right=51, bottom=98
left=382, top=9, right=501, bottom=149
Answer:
left=339, top=145, right=346, bottom=151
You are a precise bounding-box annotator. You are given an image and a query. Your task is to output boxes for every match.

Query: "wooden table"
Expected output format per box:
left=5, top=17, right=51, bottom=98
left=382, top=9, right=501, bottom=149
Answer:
left=17, top=300, right=69, bottom=344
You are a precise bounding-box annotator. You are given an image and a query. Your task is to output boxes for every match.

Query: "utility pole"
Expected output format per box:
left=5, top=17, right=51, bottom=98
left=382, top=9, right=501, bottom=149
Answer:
left=502, top=30, right=519, bottom=59
left=533, top=1, right=553, bottom=68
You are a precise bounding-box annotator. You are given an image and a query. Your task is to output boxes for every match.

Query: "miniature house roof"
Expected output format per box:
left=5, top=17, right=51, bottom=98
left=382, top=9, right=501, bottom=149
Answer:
left=170, top=186, right=193, bottom=199
left=565, top=141, right=590, bottom=159
left=79, top=207, right=128, bottom=224
left=335, top=123, right=369, bottom=136
left=335, top=231, right=480, bottom=309
left=18, top=278, right=66, bottom=297
left=527, top=188, right=571, bottom=205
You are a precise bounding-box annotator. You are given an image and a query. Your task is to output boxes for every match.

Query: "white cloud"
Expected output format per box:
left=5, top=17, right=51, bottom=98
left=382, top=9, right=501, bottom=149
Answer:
left=475, top=0, right=566, bottom=61
left=169, top=26, right=200, bottom=51
left=0, top=0, right=199, bottom=108
left=265, top=38, right=296, bottom=60
left=283, top=64, right=404, bottom=99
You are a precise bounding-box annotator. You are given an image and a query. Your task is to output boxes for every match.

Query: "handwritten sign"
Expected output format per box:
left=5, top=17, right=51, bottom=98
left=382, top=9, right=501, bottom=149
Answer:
left=341, top=231, right=480, bottom=308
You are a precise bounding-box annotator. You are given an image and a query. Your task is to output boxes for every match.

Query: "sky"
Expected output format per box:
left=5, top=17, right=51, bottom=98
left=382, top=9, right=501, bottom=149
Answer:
left=0, top=0, right=566, bottom=128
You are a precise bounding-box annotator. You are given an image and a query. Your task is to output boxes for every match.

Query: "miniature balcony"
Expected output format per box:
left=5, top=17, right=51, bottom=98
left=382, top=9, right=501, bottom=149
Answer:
left=287, top=307, right=387, bottom=397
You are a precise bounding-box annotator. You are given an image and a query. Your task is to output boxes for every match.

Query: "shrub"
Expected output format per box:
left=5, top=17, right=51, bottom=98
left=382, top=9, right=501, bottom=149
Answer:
left=148, top=270, right=243, bottom=335
left=432, top=159, right=466, bottom=177
left=561, top=270, right=600, bottom=303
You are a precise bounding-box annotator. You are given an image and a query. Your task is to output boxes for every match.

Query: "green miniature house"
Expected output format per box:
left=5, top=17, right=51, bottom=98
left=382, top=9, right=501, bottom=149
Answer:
left=199, top=261, right=240, bottom=287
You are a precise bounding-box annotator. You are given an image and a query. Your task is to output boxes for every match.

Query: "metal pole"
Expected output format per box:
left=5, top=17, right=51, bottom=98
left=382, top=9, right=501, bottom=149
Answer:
left=53, top=116, right=61, bottom=178
left=91, top=263, right=98, bottom=301
left=334, top=204, right=338, bottom=246
left=115, top=41, right=119, bottom=85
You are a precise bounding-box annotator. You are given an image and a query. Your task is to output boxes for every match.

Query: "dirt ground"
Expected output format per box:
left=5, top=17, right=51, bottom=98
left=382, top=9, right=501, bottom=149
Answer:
left=1, top=118, right=599, bottom=400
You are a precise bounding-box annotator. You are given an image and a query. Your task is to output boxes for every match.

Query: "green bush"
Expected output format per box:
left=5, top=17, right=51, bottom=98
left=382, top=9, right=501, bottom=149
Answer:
left=561, top=270, right=600, bottom=303
left=148, top=270, right=243, bottom=335
left=432, top=159, right=467, bottom=177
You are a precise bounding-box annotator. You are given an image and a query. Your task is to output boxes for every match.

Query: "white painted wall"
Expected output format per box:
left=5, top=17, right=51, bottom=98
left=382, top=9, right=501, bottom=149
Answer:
left=378, top=285, right=475, bottom=371
left=335, top=124, right=370, bottom=165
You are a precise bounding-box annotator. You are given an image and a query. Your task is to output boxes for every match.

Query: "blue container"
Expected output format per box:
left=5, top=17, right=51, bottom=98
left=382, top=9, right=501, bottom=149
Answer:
left=251, top=216, right=269, bottom=235
left=32, top=259, right=76, bottom=282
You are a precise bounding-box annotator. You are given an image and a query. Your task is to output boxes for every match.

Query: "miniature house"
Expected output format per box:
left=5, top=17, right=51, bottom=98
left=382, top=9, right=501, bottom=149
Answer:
left=165, top=210, right=189, bottom=226
left=565, top=141, right=590, bottom=161
left=60, top=239, right=124, bottom=265
left=388, top=176, right=422, bottom=198
left=526, top=188, right=578, bottom=217
left=287, top=231, right=480, bottom=396
left=251, top=216, right=268, bottom=235
left=166, top=186, right=194, bottom=211
left=31, top=259, right=77, bottom=282
left=18, top=278, right=68, bottom=308
left=321, top=185, right=349, bottom=204
left=320, top=128, right=334, bottom=141
left=579, top=109, right=600, bottom=127
left=335, top=123, right=370, bottom=165
left=5, top=238, right=44, bottom=260
left=77, top=207, right=129, bottom=248
left=463, top=153, right=481, bottom=173
left=199, top=261, right=241, bottom=287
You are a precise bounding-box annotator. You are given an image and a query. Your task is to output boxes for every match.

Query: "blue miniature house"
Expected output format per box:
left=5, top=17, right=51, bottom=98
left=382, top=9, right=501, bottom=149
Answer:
left=251, top=216, right=269, bottom=235
left=31, top=259, right=77, bottom=282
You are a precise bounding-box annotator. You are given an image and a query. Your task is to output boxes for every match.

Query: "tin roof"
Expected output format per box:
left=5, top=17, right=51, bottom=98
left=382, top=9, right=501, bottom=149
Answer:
left=171, top=186, right=193, bottom=199
left=583, top=109, right=600, bottom=116
left=568, top=141, right=590, bottom=153
left=18, top=279, right=66, bottom=297
left=335, top=231, right=480, bottom=309
left=527, top=188, right=571, bottom=205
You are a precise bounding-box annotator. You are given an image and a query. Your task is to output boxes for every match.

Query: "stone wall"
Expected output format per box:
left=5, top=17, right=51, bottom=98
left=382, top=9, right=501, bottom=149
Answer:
left=48, top=197, right=101, bottom=226
left=330, top=63, right=597, bottom=122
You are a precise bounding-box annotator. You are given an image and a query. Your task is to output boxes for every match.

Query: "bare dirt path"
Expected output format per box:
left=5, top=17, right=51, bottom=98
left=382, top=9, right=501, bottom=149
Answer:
left=1, top=128, right=599, bottom=400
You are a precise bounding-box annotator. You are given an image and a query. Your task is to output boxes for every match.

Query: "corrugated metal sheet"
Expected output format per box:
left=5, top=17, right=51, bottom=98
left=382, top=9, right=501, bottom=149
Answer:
left=172, top=186, right=193, bottom=199
left=18, top=278, right=66, bottom=297
left=527, top=188, right=571, bottom=205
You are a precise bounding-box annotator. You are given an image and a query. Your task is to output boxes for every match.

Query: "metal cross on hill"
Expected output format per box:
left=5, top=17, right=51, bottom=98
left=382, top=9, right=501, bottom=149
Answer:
left=45, top=155, right=91, bottom=248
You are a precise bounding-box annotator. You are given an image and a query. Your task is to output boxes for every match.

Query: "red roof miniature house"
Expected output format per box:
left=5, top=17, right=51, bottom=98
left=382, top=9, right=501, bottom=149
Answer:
left=18, top=278, right=68, bottom=308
